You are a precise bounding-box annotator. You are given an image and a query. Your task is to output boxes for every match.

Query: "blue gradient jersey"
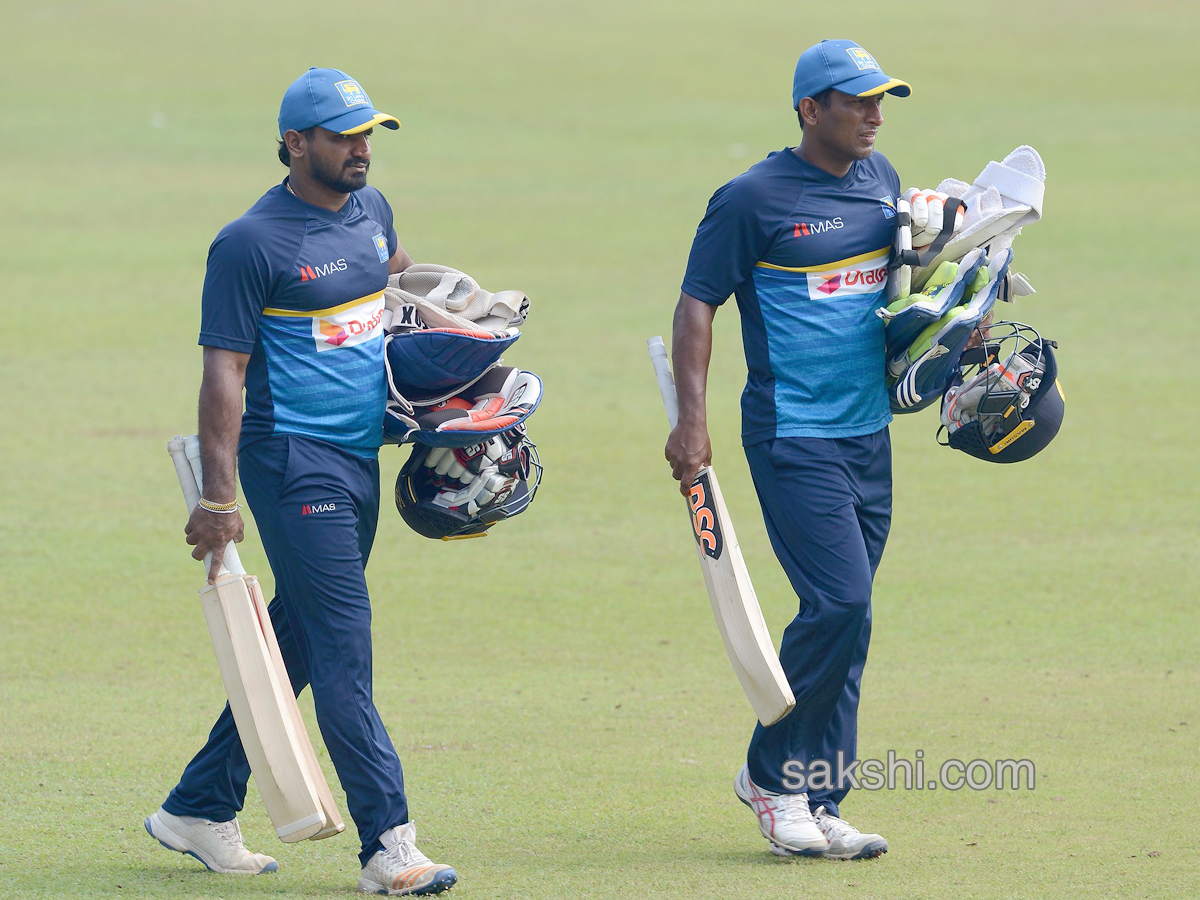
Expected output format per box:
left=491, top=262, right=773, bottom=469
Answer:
left=682, top=149, right=901, bottom=444
left=199, top=180, right=398, bottom=458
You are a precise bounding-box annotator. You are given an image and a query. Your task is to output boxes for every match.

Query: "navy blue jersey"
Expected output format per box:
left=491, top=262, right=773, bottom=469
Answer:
left=199, top=180, right=399, bottom=458
left=682, top=149, right=901, bottom=444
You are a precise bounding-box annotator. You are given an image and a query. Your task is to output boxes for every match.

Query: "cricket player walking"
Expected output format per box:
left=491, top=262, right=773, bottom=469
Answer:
left=146, top=68, right=457, bottom=896
left=665, top=40, right=924, bottom=860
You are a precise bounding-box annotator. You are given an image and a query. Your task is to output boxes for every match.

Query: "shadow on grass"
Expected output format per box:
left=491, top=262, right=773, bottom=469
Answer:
left=107, top=859, right=354, bottom=897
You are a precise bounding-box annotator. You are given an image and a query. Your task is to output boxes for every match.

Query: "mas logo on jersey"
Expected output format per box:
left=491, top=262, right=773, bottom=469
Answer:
left=335, top=80, right=368, bottom=107
left=299, top=259, right=349, bottom=281
left=372, top=232, right=389, bottom=263
left=808, top=253, right=889, bottom=298
left=301, top=502, right=337, bottom=515
left=846, top=47, right=880, bottom=71
left=793, top=217, right=844, bottom=238
left=879, top=196, right=896, bottom=219
left=312, top=293, right=385, bottom=352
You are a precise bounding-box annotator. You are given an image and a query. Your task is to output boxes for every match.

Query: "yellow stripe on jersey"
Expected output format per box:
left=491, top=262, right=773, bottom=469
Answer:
left=263, top=289, right=385, bottom=318
left=756, top=247, right=890, bottom=274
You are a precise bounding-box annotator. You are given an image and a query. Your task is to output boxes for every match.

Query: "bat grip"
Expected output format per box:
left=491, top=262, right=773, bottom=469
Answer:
left=647, top=336, right=680, bottom=430
left=168, top=434, right=244, bottom=577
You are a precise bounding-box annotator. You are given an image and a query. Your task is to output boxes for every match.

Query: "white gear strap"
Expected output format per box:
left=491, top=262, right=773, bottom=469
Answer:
left=886, top=197, right=912, bottom=302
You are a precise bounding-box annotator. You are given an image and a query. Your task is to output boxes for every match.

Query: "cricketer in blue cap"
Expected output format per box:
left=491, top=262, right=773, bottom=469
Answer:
left=146, top=65, right=459, bottom=895
left=791, top=39, right=911, bottom=109
left=274, top=67, right=404, bottom=212
left=667, top=38, right=917, bottom=861
left=279, top=67, right=400, bottom=137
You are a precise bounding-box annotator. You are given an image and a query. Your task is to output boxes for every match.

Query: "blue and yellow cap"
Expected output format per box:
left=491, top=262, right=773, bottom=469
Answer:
left=278, top=67, right=400, bottom=137
left=792, top=40, right=911, bottom=109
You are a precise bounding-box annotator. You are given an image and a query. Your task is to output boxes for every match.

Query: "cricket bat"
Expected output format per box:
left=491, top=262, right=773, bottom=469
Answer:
left=647, top=337, right=796, bottom=726
left=168, top=435, right=345, bottom=842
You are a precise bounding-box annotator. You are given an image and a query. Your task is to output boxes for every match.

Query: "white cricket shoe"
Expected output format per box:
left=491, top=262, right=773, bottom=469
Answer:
left=733, top=765, right=829, bottom=856
left=783, top=806, right=888, bottom=860
left=357, top=822, right=457, bottom=896
left=144, top=807, right=278, bottom=874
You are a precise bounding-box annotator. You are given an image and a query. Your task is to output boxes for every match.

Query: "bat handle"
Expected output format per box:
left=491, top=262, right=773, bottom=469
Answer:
left=647, top=336, right=680, bottom=430
left=168, top=434, right=244, bottom=577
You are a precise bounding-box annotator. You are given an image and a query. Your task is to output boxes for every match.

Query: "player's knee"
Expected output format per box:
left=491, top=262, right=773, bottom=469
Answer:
left=824, top=586, right=872, bottom=628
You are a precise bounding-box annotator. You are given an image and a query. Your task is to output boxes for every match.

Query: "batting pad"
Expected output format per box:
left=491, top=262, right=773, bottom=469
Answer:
left=412, top=367, right=542, bottom=447
left=385, top=366, right=543, bottom=448
left=879, top=248, right=987, bottom=360
left=383, top=264, right=530, bottom=333
left=385, top=327, right=519, bottom=405
left=910, top=145, right=1045, bottom=293
left=887, top=248, right=1013, bottom=413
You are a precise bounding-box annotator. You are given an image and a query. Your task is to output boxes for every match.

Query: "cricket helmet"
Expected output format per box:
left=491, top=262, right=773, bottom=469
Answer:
left=938, top=321, right=1064, bottom=463
left=394, top=428, right=542, bottom=539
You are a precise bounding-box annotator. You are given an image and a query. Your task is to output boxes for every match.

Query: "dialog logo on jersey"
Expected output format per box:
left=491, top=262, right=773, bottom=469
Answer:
left=299, top=259, right=349, bottom=281
left=312, top=293, right=386, bottom=352
left=793, top=217, right=844, bottom=238
left=808, top=252, right=890, bottom=298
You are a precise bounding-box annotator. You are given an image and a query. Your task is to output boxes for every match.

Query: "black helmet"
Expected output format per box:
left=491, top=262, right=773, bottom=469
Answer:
left=939, top=321, right=1064, bottom=463
left=395, top=430, right=542, bottom=539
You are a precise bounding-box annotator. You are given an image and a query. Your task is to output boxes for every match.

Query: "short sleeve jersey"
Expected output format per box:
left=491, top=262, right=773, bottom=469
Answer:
left=199, top=180, right=399, bottom=458
left=682, top=149, right=901, bottom=445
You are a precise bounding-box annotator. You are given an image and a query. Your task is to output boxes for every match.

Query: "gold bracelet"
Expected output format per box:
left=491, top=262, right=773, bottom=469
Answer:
left=198, top=497, right=240, bottom=513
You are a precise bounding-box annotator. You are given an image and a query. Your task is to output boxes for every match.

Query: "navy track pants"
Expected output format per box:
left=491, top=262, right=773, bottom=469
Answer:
left=163, top=435, right=407, bottom=865
left=743, top=429, right=891, bottom=816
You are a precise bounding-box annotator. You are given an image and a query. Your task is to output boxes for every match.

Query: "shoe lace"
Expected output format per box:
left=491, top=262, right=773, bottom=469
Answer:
left=212, top=819, right=245, bottom=849
left=381, top=838, right=433, bottom=870
left=772, top=792, right=817, bottom=827
left=814, top=807, right=858, bottom=840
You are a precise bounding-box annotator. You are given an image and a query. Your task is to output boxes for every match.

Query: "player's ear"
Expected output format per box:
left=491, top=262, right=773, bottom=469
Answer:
left=797, top=97, right=819, bottom=129
left=283, top=129, right=306, bottom=160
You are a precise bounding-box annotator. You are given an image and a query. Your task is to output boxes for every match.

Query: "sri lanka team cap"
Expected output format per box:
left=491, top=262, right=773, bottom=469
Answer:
left=278, top=67, right=400, bottom=137
left=792, top=40, right=911, bottom=109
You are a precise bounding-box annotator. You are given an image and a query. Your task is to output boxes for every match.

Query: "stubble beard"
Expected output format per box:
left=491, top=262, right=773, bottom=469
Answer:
left=309, top=154, right=369, bottom=193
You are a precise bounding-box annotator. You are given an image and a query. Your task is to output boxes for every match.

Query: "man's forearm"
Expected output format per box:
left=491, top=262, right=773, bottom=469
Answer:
left=197, top=348, right=249, bottom=502
left=671, top=293, right=717, bottom=426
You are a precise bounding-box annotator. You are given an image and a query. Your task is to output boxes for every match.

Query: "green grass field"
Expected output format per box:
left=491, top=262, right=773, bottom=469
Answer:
left=2, top=1, right=1197, bottom=897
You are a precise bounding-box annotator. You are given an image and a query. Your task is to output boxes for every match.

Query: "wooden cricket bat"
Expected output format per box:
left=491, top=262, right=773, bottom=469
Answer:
left=168, top=436, right=344, bottom=842
left=647, top=337, right=796, bottom=726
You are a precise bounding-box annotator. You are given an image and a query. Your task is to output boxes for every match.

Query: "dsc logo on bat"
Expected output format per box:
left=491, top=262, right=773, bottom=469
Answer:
left=687, top=472, right=725, bottom=561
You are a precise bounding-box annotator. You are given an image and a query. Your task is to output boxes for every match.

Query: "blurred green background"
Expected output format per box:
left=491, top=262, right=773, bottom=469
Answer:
left=1, top=1, right=1196, bottom=897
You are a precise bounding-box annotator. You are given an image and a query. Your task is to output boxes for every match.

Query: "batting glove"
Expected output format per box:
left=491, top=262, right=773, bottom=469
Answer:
left=903, top=187, right=965, bottom=249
